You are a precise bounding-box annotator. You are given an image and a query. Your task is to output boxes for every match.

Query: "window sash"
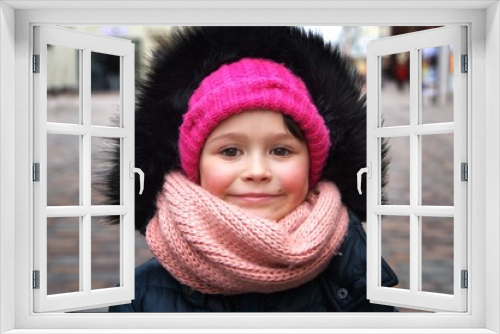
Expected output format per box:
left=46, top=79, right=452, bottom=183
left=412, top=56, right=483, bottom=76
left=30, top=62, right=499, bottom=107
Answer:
left=366, top=26, right=468, bottom=312
left=32, top=25, right=136, bottom=313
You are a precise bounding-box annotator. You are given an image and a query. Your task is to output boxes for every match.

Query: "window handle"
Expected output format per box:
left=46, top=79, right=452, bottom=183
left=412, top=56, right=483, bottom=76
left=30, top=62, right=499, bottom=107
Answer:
left=357, top=162, right=371, bottom=195
left=129, top=162, right=144, bottom=195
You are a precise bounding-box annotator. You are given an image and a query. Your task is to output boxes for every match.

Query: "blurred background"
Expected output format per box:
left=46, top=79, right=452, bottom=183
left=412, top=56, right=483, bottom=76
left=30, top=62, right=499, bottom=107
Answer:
left=45, top=26, right=454, bottom=313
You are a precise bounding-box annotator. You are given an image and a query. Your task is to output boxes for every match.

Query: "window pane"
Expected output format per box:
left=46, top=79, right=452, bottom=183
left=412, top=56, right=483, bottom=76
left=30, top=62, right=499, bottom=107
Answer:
left=47, top=134, right=80, bottom=206
left=381, top=215, right=410, bottom=290
left=91, top=137, right=121, bottom=205
left=382, top=136, right=410, bottom=205
left=47, top=217, right=80, bottom=295
left=421, top=216, right=454, bottom=294
left=91, top=216, right=120, bottom=290
left=380, top=52, right=410, bottom=127
left=421, top=45, right=454, bottom=124
left=421, top=133, right=454, bottom=206
left=47, top=45, right=80, bottom=124
left=91, top=52, right=121, bottom=127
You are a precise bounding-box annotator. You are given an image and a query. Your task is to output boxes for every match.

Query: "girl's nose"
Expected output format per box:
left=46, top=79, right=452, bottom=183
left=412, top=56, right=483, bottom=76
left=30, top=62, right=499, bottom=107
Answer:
left=242, top=156, right=272, bottom=182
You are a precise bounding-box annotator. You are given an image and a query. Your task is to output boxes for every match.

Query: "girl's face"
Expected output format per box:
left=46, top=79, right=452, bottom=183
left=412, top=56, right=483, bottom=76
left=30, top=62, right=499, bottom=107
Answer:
left=199, top=110, right=309, bottom=221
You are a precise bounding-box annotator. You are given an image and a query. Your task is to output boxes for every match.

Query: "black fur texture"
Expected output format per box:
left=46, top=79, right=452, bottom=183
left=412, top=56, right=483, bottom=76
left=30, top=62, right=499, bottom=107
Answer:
left=97, top=26, right=388, bottom=235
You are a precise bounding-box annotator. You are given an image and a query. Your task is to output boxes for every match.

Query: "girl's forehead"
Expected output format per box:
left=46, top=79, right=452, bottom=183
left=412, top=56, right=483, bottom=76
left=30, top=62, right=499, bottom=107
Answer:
left=203, top=111, right=299, bottom=147
left=208, top=110, right=287, bottom=134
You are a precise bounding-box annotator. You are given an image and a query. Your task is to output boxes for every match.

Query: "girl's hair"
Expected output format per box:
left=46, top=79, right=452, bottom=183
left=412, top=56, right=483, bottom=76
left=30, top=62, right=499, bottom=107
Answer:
left=283, top=114, right=306, bottom=142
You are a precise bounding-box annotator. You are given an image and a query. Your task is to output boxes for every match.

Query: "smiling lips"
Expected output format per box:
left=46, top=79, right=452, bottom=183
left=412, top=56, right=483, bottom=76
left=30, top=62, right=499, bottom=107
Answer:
left=230, top=193, right=281, bottom=204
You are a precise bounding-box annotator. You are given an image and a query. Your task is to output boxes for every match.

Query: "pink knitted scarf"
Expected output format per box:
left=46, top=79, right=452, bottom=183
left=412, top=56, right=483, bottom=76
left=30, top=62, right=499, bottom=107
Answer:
left=146, top=172, right=349, bottom=295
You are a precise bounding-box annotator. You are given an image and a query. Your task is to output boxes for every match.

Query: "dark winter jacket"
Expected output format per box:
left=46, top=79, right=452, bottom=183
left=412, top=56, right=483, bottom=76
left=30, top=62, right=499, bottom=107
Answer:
left=109, top=211, right=398, bottom=312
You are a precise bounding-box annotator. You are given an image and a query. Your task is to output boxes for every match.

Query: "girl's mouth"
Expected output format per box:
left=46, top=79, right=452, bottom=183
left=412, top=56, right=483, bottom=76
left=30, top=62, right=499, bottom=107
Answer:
left=230, top=193, right=280, bottom=204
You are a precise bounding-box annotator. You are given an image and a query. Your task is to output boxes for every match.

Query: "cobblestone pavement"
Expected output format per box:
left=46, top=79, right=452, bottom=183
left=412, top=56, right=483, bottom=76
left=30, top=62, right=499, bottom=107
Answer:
left=47, top=84, right=454, bottom=312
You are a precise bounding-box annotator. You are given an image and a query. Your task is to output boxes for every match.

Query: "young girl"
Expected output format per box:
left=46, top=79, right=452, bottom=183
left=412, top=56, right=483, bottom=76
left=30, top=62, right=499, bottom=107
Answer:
left=103, top=26, right=398, bottom=312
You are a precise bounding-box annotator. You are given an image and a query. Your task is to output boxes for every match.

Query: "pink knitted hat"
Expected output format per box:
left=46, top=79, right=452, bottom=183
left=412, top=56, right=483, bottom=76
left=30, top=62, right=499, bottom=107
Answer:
left=179, top=58, right=331, bottom=187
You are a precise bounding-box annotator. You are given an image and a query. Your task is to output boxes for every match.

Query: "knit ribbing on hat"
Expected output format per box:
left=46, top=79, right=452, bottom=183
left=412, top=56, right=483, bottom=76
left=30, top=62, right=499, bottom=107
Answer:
left=179, top=58, right=331, bottom=187
left=146, top=172, right=349, bottom=294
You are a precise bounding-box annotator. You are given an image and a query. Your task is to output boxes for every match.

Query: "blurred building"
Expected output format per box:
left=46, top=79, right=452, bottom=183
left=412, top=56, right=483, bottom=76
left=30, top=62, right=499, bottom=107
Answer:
left=49, top=25, right=444, bottom=95
left=48, top=26, right=176, bottom=94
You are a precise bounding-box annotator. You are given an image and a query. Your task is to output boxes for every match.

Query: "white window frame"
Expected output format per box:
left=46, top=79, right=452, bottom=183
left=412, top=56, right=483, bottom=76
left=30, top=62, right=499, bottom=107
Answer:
left=32, top=25, right=136, bottom=313
left=366, top=26, right=468, bottom=312
left=1, top=1, right=499, bottom=333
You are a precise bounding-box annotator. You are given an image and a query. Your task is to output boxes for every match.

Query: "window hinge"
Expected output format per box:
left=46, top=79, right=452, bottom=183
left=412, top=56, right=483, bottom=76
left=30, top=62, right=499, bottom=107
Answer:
left=461, top=54, right=468, bottom=73
left=33, top=270, right=40, bottom=289
left=33, top=54, right=40, bottom=73
left=33, top=163, right=40, bottom=182
left=461, top=270, right=468, bottom=289
left=461, top=162, right=468, bottom=181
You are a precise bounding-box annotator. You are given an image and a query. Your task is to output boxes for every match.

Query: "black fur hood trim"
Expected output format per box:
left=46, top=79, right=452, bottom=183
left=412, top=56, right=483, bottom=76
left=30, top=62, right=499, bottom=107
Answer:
left=99, top=26, right=387, bottom=235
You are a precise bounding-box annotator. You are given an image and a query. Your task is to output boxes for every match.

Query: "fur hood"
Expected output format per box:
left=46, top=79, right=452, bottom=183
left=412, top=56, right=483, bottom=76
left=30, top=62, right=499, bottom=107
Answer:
left=99, top=26, right=387, bottom=235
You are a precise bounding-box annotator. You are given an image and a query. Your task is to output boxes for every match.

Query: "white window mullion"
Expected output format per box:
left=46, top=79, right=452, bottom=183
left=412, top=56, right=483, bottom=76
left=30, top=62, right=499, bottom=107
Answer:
left=410, top=211, right=420, bottom=294
left=413, top=123, right=454, bottom=135
left=373, top=205, right=454, bottom=217
left=373, top=126, right=411, bottom=138
left=82, top=48, right=91, bottom=208
left=417, top=214, right=423, bottom=292
left=120, top=215, right=125, bottom=288
left=81, top=47, right=92, bottom=295
left=46, top=123, right=130, bottom=137
left=78, top=216, right=84, bottom=293
left=90, top=127, right=129, bottom=138
left=373, top=123, right=454, bottom=138
left=376, top=215, right=383, bottom=287
left=373, top=205, right=411, bottom=215
left=81, top=214, right=91, bottom=293
left=47, top=206, right=130, bottom=217
left=409, top=46, right=420, bottom=296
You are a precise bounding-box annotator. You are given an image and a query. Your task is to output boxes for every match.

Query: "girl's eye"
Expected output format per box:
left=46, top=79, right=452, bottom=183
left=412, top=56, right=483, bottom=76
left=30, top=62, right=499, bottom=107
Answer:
left=271, top=147, right=291, bottom=156
left=220, top=147, right=240, bottom=157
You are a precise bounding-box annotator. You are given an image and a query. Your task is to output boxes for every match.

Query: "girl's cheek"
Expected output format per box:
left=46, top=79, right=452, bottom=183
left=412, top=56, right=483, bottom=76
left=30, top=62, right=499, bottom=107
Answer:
left=277, top=162, right=309, bottom=192
left=199, top=161, right=236, bottom=197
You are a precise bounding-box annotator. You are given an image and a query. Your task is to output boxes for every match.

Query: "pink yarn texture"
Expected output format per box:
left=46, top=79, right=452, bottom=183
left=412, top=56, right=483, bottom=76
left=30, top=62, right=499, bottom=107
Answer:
left=179, top=58, right=331, bottom=187
left=146, top=172, right=349, bottom=295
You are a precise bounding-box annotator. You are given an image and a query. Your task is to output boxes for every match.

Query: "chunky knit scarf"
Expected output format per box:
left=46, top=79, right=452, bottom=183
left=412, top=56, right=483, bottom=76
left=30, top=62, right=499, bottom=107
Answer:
left=146, top=172, right=349, bottom=295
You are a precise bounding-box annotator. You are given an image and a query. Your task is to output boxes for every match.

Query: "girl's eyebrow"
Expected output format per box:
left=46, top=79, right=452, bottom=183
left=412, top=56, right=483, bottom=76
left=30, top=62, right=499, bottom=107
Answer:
left=207, top=132, right=245, bottom=143
left=207, top=132, right=296, bottom=144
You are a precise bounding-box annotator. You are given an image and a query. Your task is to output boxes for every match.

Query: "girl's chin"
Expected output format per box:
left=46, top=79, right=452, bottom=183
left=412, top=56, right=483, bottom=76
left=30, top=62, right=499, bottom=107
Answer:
left=238, top=207, right=286, bottom=222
